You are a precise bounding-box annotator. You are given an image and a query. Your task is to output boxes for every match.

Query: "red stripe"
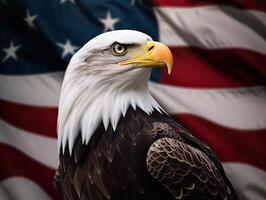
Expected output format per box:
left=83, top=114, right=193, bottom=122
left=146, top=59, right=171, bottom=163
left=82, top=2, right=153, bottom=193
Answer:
left=0, top=99, right=57, bottom=138
left=172, top=114, right=266, bottom=171
left=152, top=0, right=266, bottom=11
left=161, top=48, right=266, bottom=88
left=0, top=144, right=60, bottom=199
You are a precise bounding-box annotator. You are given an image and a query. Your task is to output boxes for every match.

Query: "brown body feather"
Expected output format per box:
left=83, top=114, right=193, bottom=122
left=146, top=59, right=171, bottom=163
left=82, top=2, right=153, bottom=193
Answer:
left=55, top=107, right=237, bottom=200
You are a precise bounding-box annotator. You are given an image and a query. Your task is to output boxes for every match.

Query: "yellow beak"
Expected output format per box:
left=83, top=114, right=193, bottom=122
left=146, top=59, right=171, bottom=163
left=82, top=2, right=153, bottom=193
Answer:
left=118, top=41, right=173, bottom=74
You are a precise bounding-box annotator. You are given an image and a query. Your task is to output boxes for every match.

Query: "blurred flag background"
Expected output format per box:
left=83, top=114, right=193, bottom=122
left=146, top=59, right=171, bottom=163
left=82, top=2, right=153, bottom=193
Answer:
left=0, top=0, right=265, bottom=200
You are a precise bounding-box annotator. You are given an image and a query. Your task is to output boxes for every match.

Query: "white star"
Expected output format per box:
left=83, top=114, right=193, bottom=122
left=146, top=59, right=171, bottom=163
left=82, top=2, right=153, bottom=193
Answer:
left=131, top=0, right=142, bottom=5
left=2, top=41, right=20, bottom=62
left=99, top=11, right=120, bottom=32
left=57, top=40, right=79, bottom=58
left=23, top=9, right=37, bottom=30
left=60, top=0, right=75, bottom=4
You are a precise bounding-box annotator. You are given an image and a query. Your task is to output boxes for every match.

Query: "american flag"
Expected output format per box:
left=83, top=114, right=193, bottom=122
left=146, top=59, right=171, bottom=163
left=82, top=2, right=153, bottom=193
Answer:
left=0, top=0, right=265, bottom=200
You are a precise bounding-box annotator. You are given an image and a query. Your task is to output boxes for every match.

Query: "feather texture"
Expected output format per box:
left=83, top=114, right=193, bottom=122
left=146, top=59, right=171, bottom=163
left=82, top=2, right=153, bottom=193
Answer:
left=55, top=107, right=237, bottom=200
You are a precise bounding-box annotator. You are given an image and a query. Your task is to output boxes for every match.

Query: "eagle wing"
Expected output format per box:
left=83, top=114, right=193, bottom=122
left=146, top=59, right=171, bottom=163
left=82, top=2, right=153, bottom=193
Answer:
left=54, top=167, right=63, bottom=197
left=146, top=136, right=232, bottom=200
left=54, top=109, right=236, bottom=200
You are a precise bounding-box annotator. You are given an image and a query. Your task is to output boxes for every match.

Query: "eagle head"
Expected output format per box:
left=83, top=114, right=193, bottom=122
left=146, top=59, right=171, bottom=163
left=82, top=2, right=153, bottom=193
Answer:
left=58, top=30, right=173, bottom=154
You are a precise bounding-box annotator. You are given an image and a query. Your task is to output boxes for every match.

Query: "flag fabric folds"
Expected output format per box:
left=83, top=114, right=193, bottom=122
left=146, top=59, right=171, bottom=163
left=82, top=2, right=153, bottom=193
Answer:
left=0, top=0, right=265, bottom=200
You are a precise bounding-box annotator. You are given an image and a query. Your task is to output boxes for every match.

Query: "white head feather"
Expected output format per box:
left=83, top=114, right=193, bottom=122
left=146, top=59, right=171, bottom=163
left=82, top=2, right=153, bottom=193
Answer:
left=57, top=30, right=162, bottom=154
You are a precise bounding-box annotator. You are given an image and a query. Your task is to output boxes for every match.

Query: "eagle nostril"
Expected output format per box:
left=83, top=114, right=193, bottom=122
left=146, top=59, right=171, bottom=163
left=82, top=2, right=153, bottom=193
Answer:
left=148, top=45, right=154, bottom=52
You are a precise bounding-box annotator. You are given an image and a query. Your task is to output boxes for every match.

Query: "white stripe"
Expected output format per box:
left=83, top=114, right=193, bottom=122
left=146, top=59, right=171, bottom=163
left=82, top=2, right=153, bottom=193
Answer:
left=0, top=120, right=58, bottom=168
left=223, top=163, right=266, bottom=200
left=0, top=72, right=63, bottom=107
left=0, top=177, right=52, bottom=200
left=154, top=6, right=266, bottom=54
left=1, top=73, right=266, bottom=130
left=249, top=10, right=266, bottom=26
left=149, top=82, right=266, bottom=130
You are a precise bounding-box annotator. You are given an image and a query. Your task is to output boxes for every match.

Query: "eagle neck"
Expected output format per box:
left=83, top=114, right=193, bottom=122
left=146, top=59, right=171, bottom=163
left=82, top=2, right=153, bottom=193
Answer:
left=58, top=69, right=162, bottom=154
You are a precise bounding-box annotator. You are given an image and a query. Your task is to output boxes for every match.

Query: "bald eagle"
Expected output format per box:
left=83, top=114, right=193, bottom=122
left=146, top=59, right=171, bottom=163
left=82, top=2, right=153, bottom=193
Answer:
left=54, top=30, right=237, bottom=200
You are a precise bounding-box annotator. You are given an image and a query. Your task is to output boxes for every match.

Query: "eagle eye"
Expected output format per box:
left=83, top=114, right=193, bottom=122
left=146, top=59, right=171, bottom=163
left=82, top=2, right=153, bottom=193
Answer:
left=111, top=43, right=127, bottom=56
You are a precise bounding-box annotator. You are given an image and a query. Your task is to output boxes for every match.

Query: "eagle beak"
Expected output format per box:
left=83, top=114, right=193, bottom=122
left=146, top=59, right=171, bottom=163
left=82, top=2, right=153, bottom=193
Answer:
left=118, top=41, right=173, bottom=74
